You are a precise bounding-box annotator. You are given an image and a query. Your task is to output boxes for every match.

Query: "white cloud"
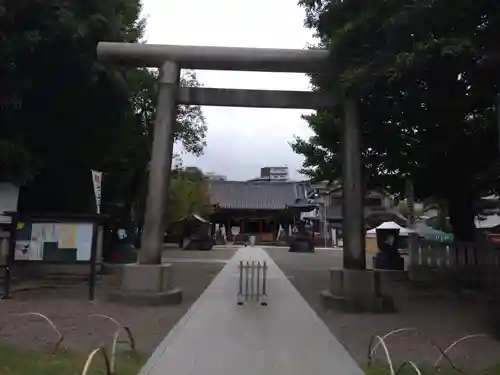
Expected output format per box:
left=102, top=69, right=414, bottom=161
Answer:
left=142, top=0, right=317, bottom=180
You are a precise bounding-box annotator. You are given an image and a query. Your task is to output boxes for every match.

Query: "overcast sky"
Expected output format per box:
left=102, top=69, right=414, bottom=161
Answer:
left=141, top=0, right=316, bottom=181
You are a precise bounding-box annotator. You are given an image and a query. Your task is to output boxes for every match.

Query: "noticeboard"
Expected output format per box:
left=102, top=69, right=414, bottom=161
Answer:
left=14, top=222, right=93, bottom=262
left=1, top=211, right=103, bottom=301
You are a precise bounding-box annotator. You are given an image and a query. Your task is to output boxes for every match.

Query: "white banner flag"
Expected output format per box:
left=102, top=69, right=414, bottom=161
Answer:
left=91, top=170, right=102, bottom=214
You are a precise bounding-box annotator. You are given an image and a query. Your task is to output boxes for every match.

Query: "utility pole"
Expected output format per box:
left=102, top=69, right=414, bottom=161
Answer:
left=497, top=96, right=500, bottom=155
left=497, top=96, right=500, bottom=215
left=406, top=178, right=418, bottom=269
left=406, top=179, right=415, bottom=229
left=323, top=196, right=328, bottom=248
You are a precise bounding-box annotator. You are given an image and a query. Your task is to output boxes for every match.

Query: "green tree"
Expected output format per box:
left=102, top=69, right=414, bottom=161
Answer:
left=0, top=0, right=207, bottom=221
left=166, top=167, right=213, bottom=226
left=292, top=0, right=500, bottom=241
left=0, top=0, right=143, bottom=205
left=396, top=200, right=423, bottom=218
left=103, top=69, right=207, bottom=225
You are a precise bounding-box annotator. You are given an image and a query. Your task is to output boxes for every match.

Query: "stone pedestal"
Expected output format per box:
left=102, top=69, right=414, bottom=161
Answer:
left=373, top=253, right=405, bottom=270
left=109, top=263, right=183, bottom=306
left=289, top=239, right=314, bottom=253
left=373, top=227, right=404, bottom=270
left=183, top=233, right=214, bottom=251
left=320, top=269, right=395, bottom=313
left=288, top=232, right=314, bottom=253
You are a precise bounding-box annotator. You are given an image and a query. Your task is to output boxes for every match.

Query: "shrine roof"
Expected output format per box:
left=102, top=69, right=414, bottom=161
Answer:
left=208, top=180, right=311, bottom=211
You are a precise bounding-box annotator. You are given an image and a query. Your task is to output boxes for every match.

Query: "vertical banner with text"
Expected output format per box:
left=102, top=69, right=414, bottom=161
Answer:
left=91, top=170, right=102, bottom=214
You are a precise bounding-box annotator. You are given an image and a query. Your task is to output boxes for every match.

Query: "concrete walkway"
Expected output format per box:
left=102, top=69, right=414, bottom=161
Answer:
left=161, top=258, right=229, bottom=264
left=139, top=247, right=364, bottom=375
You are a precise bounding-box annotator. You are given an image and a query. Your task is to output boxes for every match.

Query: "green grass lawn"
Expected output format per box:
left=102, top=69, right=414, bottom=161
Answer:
left=364, top=362, right=500, bottom=375
left=0, top=344, right=144, bottom=375
left=0, top=344, right=498, bottom=375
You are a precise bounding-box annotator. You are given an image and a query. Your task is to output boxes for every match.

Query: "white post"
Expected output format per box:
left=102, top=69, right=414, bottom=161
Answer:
left=406, top=179, right=419, bottom=268
left=323, top=201, right=327, bottom=248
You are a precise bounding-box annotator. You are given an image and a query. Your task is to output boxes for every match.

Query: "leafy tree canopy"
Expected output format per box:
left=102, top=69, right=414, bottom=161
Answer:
left=166, top=167, right=213, bottom=226
left=0, top=0, right=207, bottom=221
left=292, top=0, right=500, bottom=240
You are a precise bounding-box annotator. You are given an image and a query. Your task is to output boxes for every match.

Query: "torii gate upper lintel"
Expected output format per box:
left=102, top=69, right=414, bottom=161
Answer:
left=97, top=42, right=328, bottom=72
left=96, top=41, right=365, bottom=271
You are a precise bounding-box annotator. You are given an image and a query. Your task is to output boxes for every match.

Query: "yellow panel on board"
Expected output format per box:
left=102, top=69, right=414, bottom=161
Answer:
left=59, top=223, right=77, bottom=249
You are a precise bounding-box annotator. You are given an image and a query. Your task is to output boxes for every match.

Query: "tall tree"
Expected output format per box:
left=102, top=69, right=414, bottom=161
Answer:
left=166, top=167, right=213, bottom=225
left=292, top=0, right=500, bottom=241
left=103, top=69, right=207, bottom=225
left=1, top=0, right=143, bottom=196
left=0, top=0, right=207, bottom=219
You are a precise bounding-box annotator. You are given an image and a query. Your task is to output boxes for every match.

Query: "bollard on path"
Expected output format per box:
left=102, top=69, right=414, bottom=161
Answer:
left=237, top=260, right=268, bottom=306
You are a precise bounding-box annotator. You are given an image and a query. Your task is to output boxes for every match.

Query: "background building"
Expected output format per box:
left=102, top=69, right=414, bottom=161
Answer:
left=304, top=181, right=405, bottom=246
left=208, top=179, right=314, bottom=244
left=205, top=172, right=227, bottom=181
left=249, top=166, right=289, bottom=182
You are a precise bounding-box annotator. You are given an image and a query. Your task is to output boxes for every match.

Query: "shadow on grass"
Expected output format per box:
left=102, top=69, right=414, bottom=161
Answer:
left=364, top=361, right=500, bottom=375
left=2, top=344, right=498, bottom=375
left=0, top=344, right=145, bottom=375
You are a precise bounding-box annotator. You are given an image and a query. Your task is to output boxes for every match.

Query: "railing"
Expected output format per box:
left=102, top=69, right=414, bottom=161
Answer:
left=410, top=241, right=500, bottom=268
left=408, top=241, right=500, bottom=291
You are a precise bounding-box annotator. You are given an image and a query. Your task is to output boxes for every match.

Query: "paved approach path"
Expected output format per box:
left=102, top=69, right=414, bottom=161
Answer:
left=139, top=247, right=363, bottom=375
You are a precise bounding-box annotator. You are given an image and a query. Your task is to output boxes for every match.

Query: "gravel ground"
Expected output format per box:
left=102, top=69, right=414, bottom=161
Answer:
left=265, top=247, right=500, bottom=369
left=0, top=261, right=224, bottom=355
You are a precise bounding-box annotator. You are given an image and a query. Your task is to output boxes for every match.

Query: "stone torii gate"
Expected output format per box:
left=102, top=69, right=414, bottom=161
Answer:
left=98, top=42, right=388, bottom=309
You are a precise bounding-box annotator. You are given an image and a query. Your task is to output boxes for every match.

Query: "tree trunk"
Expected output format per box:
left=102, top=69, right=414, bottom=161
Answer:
left=447, top=187, right=476, bottom=242
left=123, top=166, right=145, bottom=223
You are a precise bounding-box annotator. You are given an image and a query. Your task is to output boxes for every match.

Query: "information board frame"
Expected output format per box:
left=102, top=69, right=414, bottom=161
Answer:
left=2, top=212, right=105, bottom=301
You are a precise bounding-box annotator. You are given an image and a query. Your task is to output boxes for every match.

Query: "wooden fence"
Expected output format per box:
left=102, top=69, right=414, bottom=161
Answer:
left=408, top=241, right=500, bottom=291
left=411, top=242, right=500, bottom=267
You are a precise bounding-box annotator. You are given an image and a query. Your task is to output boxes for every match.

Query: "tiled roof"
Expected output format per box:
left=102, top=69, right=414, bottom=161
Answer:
left=325, top=205, right=406, bottom=222
left=208, top=180, right=309, bottom=210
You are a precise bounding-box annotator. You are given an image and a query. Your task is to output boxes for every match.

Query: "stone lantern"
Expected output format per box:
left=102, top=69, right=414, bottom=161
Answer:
left=373, top=221, right=405, bottom=270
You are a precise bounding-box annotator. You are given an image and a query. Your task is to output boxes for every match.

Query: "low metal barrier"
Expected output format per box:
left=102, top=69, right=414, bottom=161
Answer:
left=237, top=261, right=268, bottom=306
